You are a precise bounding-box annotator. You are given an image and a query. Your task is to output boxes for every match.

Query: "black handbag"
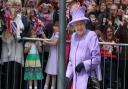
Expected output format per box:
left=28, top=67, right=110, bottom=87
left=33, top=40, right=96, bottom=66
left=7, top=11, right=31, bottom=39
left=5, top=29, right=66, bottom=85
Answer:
left=87, top=59, right=100, bottom=89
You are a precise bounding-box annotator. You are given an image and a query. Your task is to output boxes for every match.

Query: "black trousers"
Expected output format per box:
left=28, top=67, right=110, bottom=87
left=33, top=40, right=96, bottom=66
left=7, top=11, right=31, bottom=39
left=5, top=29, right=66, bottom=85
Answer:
left=0, top=64, right=2, bottom=89
left=1, top=61, right=22, bottom=89
left=101, top=57, right=117, bottom=89
left=119, top=60, right=128, bottom=89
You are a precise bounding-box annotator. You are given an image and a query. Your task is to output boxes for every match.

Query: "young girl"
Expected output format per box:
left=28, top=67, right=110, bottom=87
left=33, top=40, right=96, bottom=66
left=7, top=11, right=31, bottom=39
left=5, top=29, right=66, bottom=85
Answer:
left=101, top=25, right=119, bottom=89
left=24, top=28, right=43, bottom=89
left=43, top=22, right=59, bottom=89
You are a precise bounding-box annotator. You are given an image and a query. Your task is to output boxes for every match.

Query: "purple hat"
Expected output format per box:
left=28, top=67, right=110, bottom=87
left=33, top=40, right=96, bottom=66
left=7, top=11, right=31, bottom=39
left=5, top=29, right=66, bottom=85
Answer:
left=68, top=7, right=89, bottom=25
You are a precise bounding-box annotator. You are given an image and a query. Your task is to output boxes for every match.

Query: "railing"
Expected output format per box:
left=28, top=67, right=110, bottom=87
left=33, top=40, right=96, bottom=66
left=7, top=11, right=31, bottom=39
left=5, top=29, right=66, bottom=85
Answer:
left=0, top=37, right=51, bottom=89
left=99, top=42, right=128, bottom=46
left=99, top=42, right=128, bottom=89
left=0, top=37, right=128, bottom=89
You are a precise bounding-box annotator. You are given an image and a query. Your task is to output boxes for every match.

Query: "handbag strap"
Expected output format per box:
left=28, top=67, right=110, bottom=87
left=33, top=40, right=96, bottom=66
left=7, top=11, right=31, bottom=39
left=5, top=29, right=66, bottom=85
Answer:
left=90, top=58, right=93, bottom=76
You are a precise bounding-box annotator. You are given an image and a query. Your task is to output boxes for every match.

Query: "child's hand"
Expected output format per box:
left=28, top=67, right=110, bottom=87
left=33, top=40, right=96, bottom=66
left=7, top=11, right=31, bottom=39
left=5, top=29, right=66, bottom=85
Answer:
left=28, top=44, right=32, bottom=50
left=43, top=40, right=48, bottom=45
left=41, top=32, right=46, bottom=38
left=38, top=20, right=45, bottom=28
left=35, top=41, right=41, bottom=48
left=35, top=41, right=42, bottom=52
left=99, top=37, right=104, bottom=42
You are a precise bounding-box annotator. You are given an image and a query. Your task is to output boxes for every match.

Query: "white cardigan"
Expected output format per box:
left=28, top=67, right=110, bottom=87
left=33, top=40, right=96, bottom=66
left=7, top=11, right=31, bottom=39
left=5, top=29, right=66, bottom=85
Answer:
left=0, top=14, right=24, bottom=65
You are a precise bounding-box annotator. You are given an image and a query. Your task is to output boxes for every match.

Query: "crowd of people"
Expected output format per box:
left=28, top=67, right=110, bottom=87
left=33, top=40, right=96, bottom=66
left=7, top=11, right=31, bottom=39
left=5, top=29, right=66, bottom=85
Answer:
left=0, top=0, right=128, bottom=89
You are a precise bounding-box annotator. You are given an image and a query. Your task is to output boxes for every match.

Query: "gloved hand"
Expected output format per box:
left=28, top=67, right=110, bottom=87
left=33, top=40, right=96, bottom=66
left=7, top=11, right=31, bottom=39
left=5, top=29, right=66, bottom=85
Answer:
left=66, top=77, right=70, bottom=89
left=18, top=33, right=24, bottom=42
left=75, top=62, right=85, bottom=73
left=20, top=33, right=24, bottom=38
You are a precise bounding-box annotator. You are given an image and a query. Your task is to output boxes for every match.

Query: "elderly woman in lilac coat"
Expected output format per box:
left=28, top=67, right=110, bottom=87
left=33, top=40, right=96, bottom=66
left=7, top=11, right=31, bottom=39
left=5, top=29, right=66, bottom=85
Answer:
left=66, top=7, right=101, bottom=89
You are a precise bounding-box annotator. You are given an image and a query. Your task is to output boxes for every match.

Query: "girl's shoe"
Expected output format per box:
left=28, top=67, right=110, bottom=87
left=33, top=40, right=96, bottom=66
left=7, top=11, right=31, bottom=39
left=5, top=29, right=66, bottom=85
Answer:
left=34, top=86, right=37, bottom=89
left=44, top=85, right=48, bottom=89
left=51, top=86, right=55, bottom=89
left=29, top=86, right=32, bottom=89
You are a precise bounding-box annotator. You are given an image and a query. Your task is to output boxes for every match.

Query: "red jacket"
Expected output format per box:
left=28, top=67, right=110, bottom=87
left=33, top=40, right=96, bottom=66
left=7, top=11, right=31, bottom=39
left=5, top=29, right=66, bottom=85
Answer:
left=100, top=47, right=117, bottom=59
left=100, top=39, right=119, bottom=59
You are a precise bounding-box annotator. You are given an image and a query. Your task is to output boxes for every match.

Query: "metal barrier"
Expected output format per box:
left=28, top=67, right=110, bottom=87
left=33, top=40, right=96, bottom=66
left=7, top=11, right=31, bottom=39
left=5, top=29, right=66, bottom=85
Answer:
left=0, top=37, right=128, bottom=89
left=0, top=37, right=50, bottom=89
left=99, top=42, right=128, bottom=89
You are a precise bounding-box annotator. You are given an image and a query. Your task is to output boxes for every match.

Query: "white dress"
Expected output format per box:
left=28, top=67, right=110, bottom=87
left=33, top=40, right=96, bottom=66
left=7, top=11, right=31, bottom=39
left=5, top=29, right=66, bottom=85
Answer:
left=45, top=32, right=59, bottom=75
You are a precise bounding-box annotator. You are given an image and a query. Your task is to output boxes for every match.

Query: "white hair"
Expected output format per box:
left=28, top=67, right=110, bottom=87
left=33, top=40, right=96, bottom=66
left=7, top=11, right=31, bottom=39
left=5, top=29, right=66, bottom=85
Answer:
left=110, top=4, right=118, bottom=10
left=8, top=0, right=22, bottom=4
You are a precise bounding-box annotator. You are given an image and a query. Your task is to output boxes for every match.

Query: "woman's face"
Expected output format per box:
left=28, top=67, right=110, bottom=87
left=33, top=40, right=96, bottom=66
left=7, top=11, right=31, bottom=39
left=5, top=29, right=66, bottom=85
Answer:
left=74, top=21, right=86, bottom=37
left=38, top=4, right=44, bottom=12
left=87, top=5, right=95, bottom=14
left=91, top=1, right=97, bottom=11
left=7, top=2, right=21, bottom=19
left=69, top=2, right=80, bottom=13
left=106, top=27, right=113, bottom=40
left=117, top=10, right=123, bottom=17
left=100, top=3, right=106, bottom=12
left=123, top=15, right=128, bottom=24
left=125, top=9, right=128, bottom=15
left=10, top=8, right=17, bottom=19
left=42, top=4, right=49, bottom=13
left=89, top=14, right=96, bottom=23
left=106, top=1, right=113, bottom=9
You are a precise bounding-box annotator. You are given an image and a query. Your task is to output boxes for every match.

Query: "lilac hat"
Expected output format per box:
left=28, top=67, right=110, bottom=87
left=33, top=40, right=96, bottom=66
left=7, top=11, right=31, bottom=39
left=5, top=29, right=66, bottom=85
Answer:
left=68, top=7, right=89, bottom=25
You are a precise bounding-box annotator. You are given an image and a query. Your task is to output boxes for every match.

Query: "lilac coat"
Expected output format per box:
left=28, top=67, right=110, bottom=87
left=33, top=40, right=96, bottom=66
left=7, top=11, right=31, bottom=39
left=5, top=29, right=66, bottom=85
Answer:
left=66, top=30, right=101, bottom=89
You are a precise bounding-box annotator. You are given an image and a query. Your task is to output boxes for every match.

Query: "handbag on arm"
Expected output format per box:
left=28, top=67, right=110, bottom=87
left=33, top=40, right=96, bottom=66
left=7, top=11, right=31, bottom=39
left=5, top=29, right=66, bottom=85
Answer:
left=87, top=58, right=100, bottom=89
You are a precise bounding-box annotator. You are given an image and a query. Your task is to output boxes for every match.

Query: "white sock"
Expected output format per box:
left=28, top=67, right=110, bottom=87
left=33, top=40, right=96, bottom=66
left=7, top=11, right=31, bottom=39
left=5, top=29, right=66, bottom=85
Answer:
left=29, top=86, right=32, bottom=89
left=44, top=85, right=48, bottom=89
left=34, top=86, right=37, bottom=89
left=51, top=86, right=55, bottom=89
